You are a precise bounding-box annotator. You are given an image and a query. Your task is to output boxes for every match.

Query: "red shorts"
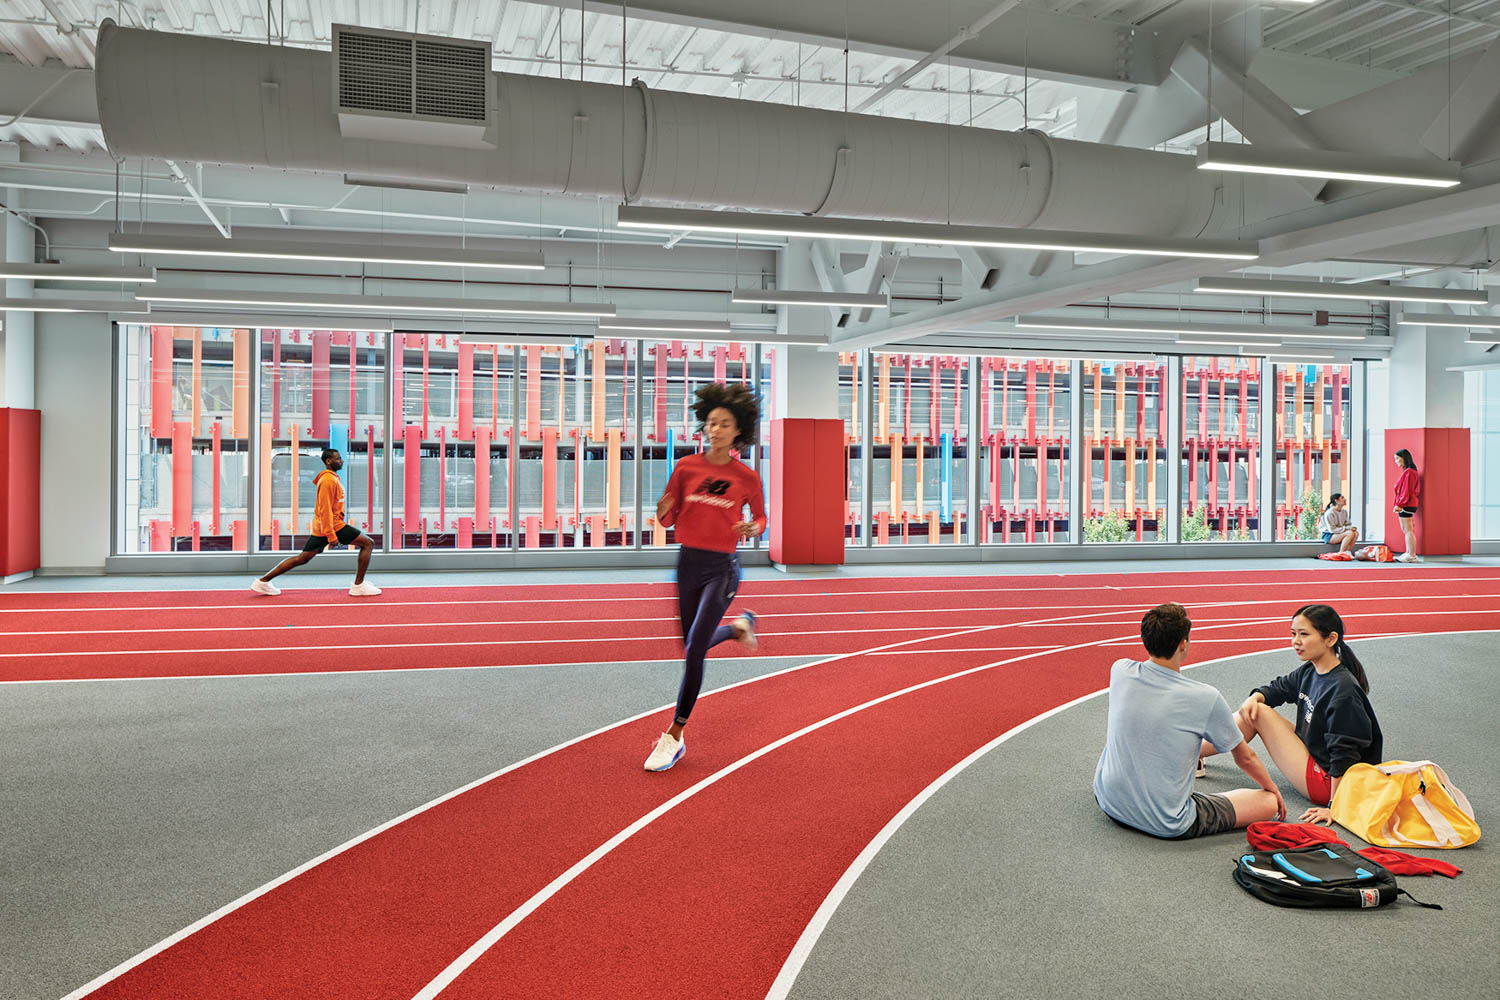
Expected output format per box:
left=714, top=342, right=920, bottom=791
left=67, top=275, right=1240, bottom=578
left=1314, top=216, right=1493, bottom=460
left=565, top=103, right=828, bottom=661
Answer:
left=1305, top=757, right=1333, bottom=806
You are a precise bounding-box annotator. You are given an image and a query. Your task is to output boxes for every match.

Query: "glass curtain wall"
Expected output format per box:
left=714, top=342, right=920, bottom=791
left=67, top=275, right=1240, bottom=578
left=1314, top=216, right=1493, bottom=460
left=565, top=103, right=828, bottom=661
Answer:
left=1273, top=363, right=1353, bottom=541
left=1181, top=355, right=1261, bottom=541
left=120, top=324, right=251, bottom=552
left=1082, top=358, right=1167, bottom=542
left=838, top=351, right=865, bottom=543
left=976, top=356, right=1070, bottom=544
left=259, top=328, right=386, bottom=551
left=870, top=352, right=971, bottom=544
left=1464, top=370, right=1500, bottom=538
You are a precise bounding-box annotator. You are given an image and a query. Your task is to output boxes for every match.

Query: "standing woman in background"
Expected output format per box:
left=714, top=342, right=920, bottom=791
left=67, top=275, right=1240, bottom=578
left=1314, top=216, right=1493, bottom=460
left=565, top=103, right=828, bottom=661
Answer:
left=1392, top=449, right=1421, bottom=563
left=643, top=383, right=766, bottom=772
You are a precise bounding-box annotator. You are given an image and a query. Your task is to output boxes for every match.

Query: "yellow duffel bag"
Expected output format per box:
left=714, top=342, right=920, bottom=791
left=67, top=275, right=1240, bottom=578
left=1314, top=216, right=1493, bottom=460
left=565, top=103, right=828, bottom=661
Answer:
left=1331, top=760, right=1480, bottom=849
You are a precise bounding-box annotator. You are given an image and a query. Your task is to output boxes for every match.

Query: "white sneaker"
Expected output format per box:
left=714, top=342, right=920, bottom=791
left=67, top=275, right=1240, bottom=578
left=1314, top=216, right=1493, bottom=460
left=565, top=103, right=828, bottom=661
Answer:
left=348, top=581, right=382, bottom=596
left=732, top=610, right=759, bottom=653
left=1194, top=758, right=1207, bottom=778
left=1396, top=552, right=1421, bottom=563
left=250, top=579, right=281, bottom=596
left=644, top=732, right=685, bottom=772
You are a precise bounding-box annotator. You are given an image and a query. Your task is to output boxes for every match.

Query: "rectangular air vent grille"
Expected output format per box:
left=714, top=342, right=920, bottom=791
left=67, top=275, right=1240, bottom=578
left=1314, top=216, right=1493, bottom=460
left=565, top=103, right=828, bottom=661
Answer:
left=336, top=29, right=413, bottom=116
left=414, top=40, right=488, bottom=121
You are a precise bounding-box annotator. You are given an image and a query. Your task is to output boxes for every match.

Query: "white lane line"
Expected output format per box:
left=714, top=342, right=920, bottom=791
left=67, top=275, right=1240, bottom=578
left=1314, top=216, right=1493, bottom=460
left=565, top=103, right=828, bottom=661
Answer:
left=764, top=625, right=1499, bottom=999
left=11, top=593, right=1500, bottom=656
left=405, top=613, right=1283, bottom=1000
left=5, top=572, right=1496, bottom=615
left=55, top=613, right=1032, bottom=1000
left=9, top=589, right=1494, bottom=639
left=0, top=622, right=1087, bottom=660
left=0, top=655, right=822, bottom=687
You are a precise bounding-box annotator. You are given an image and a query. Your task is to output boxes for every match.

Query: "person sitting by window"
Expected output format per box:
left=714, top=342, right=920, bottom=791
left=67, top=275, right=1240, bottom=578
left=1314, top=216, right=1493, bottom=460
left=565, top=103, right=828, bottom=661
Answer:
left=1317, top=493, right=1358, bottom=554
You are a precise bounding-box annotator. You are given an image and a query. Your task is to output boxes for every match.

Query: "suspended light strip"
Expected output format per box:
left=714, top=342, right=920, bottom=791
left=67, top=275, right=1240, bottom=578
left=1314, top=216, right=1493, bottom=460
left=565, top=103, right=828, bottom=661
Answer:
left=1177, top=337, right=1282, bottom=347
left=1015, top=314, right=1369, bottom=341
left=618, top=205, right=1260, bottom=261
left=109, top=234, right=546, bottom=271
left=1244, top=350, right=1339, bottom=361
left=0, top=263, right=156, bottom=283
left=1466, top=332, right=1500, bottom=344
left=136, top=288, right=614, bottom=317
left=732, top=289, right=890, bottom=309
left=1195, top=276, right=1487, bottom=305
left=598, top=318, right=734, bottom=335
left=0, top=296, right=151, bottom=314
left=1195, top=142, right=1461, bottom=189
left=1399, top=311, right=1500, bottom=330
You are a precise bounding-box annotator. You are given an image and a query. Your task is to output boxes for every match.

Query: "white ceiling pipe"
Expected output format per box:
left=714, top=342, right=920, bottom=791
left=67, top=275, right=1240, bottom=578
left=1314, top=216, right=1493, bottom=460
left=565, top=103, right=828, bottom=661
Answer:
left=92, top=21, right=1221, bottom=240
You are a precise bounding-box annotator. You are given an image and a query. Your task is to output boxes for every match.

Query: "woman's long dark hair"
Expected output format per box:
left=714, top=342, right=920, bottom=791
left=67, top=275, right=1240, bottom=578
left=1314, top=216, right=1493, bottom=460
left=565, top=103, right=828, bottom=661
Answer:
left=1395, top=448, right=1417, bottom=473
left=1323, top=492, right=1344, bottom=513
left=1293, top=604, right=1368, bottom=692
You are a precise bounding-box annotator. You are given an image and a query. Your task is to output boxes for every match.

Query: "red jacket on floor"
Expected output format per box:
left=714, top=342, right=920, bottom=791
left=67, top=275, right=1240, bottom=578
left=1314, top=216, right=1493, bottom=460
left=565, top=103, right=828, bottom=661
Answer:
left=1245, top=822, right=1461, bottom=878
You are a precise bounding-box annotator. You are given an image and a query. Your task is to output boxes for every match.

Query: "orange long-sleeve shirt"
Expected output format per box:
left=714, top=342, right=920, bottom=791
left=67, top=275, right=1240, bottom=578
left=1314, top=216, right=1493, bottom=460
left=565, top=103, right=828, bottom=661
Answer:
left=310, top=470, right=347, bottom=542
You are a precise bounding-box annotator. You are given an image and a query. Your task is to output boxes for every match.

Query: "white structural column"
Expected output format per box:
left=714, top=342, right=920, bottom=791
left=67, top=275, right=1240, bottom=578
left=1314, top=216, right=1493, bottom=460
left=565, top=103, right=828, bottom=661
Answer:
left=1389, top=326, right=1470, bottom=429
left=1, top=187, right=36, bottom=409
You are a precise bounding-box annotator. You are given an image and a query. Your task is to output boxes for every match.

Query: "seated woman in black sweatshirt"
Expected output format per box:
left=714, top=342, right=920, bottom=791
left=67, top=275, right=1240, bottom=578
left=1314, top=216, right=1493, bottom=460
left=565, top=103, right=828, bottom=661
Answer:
left=1206, top=604, right=1383, bottom=825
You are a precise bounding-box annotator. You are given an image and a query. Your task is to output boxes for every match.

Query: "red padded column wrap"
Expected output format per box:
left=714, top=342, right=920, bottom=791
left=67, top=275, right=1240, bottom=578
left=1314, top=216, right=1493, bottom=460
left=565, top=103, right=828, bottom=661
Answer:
left=1385, top=428, right=1470, bottom=556
left=769, top=417, right=846, bottom=566
left=0, top=409, right=42, bottom=575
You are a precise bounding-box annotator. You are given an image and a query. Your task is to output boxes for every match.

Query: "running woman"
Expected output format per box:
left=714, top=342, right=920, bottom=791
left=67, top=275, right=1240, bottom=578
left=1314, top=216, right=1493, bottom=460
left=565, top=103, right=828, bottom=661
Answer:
left=251, top=448, right=381, bottom=597
left=643, top=383, right=765, bottom=772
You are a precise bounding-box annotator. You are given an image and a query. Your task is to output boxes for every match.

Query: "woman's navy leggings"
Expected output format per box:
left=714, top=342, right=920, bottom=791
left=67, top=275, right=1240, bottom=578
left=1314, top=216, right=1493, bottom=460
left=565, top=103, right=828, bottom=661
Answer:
left=673, top=546, right=741, bottom=726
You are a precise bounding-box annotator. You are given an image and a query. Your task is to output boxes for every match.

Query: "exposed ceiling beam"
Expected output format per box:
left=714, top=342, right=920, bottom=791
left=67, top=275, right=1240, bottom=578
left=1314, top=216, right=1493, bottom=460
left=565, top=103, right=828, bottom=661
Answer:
left=852, top=1, right=1019, bottom=112
left=1420, top=37, right=1500, bottom=163
left=164, top=160, right=230, bottom=238
left=0, top=64, right=98, bottom=130
left=592, top=0, right=1156, bottom=89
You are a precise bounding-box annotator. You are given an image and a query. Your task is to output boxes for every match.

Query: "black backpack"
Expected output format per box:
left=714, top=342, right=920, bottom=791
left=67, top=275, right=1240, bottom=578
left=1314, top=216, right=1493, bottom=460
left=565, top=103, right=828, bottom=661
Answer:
left=1234, top=844, right=1441, bottom=910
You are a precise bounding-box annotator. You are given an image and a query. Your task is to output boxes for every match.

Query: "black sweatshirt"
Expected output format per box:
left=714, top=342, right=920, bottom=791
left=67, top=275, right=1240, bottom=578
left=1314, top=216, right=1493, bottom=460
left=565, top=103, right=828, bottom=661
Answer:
left=1253, top=662, right=1383, bottom=778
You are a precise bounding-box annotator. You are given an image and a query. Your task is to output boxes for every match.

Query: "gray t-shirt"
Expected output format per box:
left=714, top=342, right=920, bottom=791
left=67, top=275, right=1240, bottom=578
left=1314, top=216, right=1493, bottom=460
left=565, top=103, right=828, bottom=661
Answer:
left=1093, top=658, right=1245, bottom=838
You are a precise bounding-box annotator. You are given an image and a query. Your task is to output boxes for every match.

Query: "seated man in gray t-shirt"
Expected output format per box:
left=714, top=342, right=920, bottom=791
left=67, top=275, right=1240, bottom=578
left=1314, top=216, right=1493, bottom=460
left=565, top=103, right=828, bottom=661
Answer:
left=1094, top=603, right=1285, bottom=839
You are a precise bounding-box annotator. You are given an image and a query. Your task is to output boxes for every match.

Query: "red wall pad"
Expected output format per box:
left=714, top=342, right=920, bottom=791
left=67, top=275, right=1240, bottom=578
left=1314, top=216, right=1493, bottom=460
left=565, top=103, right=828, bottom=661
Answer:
left=769, top=418, right=846, bottom=566
left=1385, top=428, right=1470, bottom=556
left=0, top=409, right=41, bottom=576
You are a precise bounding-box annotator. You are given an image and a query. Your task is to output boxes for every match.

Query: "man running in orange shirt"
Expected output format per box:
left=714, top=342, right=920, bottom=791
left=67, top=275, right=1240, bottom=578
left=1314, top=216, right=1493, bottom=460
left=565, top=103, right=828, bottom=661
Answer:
left=251, top=448, right=380, bottom=597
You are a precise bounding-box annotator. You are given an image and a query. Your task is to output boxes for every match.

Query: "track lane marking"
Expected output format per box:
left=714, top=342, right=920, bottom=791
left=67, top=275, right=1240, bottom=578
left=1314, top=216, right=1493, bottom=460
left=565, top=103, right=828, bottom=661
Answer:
left=407, top=612, right=1286, bottom=999
left=7, top=571, right=1497, bottom=615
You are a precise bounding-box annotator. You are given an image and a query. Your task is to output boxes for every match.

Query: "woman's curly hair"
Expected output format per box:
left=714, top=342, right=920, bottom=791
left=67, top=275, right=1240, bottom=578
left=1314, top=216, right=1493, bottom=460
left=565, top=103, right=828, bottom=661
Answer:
left=692, top=382, right=761, bottom=449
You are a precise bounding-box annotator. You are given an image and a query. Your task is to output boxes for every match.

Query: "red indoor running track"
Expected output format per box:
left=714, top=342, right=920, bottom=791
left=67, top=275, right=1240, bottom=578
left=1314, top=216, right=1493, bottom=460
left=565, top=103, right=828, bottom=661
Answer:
left=21, top=567, right=1500, bottom=1000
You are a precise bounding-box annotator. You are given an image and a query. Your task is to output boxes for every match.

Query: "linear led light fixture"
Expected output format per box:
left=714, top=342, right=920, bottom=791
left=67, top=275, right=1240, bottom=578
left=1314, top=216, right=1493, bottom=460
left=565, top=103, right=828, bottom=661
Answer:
left=109, top=234, right=545, bottom=271
left=0, top=263, right=157, bottom=283
left=618, top=205, right=1259, bottom=261
left=1398, top=311, right=1500, bottom=330
left=1195, top=142, right=1461, bottom=189
left=1014, top=315, right=1370, bottom=342
left=1466, top=331, right=1500, bottom=344
left=1195, top=276, right=1487, bottom=305
left=598, top=317, right=735, bottom=335
left=731, top=288, right=890, bottom=310
left=1244, top=350, right=1339, bottom=361
left=136, top=288, right=615, bottom=318
left=0, top=296, right=151, bottom=314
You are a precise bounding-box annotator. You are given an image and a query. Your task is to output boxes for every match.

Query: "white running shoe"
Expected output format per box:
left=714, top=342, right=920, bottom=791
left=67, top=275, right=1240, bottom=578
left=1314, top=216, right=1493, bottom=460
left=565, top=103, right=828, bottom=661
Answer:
left=644, top=732, right=685, bottom=772
left=250, top=579, right=281, bottom=596
left=1194, top=758, right=1207, bottom=778
left=1395, top=552, right=1421, bottom=563
left=732, top=609, right=759, bottom=653
left=348, top=581, right=383, bottom=596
